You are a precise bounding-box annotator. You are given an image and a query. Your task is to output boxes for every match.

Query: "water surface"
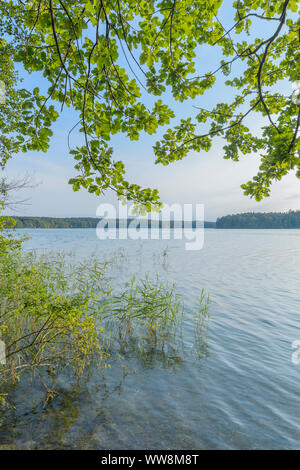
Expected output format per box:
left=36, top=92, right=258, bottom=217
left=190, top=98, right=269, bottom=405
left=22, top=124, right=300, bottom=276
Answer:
left=1, top=228, right=300, bottom=449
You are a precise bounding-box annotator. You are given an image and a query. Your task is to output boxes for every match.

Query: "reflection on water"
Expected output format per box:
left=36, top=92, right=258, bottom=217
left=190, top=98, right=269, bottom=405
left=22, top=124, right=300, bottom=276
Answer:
left=1, top=228, right=300, bottom=449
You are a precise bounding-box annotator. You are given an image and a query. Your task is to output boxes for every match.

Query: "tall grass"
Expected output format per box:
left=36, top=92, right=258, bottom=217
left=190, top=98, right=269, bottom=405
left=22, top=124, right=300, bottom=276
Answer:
left=101, top=276, right=184, bottom=356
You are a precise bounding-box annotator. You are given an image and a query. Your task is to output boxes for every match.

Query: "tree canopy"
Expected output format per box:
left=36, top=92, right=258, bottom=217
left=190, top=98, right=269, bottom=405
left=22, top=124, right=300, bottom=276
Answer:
left=0, top=0, right=299, bottom=210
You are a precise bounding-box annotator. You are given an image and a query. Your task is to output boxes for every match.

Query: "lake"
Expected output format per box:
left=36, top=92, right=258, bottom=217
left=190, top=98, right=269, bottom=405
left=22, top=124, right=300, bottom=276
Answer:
left=1, top=228, right=300, bottom=449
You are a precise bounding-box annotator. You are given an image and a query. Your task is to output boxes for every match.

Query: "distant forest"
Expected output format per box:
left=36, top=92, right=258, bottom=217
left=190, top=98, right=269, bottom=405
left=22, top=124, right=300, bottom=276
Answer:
left=216, top=211, right=300, bottom=229
left=6, top=212, right=300, bottom=229
left=11, top=217, right=101, bottom=229
left=8, top=216, right=216, bottom=229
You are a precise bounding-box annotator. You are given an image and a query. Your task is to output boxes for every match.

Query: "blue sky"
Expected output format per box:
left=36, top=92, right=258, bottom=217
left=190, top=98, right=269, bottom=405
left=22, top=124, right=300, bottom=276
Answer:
left=3, top=4, right=299, bottom=221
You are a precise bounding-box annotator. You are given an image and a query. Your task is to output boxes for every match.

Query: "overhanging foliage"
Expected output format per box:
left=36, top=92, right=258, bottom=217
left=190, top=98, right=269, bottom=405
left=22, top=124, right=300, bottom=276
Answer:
left=0, top=0, right=299, bottom=207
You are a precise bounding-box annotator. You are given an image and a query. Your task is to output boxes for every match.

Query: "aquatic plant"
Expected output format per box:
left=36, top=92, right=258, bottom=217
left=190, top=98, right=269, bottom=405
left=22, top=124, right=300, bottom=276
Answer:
left=102, top=276, right=184, bottom=354
left=193, top=289, right=210, bottom=360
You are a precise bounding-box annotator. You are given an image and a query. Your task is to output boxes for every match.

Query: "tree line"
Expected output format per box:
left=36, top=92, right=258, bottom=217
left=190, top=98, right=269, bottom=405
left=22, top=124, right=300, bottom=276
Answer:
left=6, top=213, right=300, bottom=229
left=216, top=211, right=300, bottom=229
left=9, top=216, right=216, bottom=229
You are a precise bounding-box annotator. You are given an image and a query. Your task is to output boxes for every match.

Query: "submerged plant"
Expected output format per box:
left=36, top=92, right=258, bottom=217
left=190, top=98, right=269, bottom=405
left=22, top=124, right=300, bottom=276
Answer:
left=101, top=277, right=211, bottom=365
left=102, top=276, right=183, bottom=353
left=193, top=289, right=210, bottom=360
